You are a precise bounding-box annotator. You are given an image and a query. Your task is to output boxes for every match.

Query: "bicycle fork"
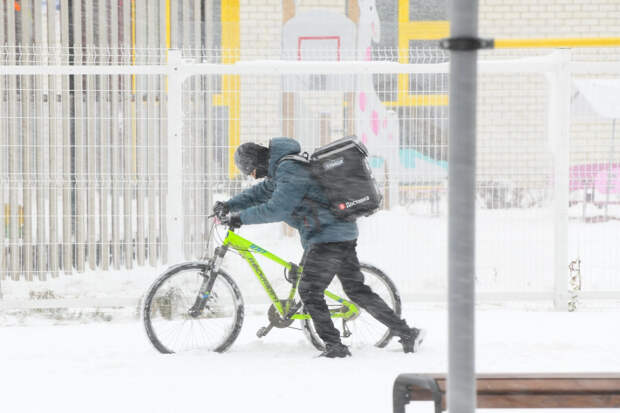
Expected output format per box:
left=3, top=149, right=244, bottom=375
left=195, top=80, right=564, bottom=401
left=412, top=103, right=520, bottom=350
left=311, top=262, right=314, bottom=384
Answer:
left=188, top=246, right=228, bottom=318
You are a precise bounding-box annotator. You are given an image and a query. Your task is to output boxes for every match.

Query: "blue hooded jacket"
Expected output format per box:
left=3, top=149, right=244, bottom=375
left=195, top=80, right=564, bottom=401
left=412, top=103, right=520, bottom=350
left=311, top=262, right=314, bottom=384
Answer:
left=227, top=138, right=358, bottom=250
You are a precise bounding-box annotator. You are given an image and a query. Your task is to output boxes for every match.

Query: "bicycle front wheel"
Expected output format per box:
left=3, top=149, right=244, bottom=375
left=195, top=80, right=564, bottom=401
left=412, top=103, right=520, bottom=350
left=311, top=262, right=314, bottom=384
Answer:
left=302, top=263, right=401, bottom=351
left=143, top=263, right=244, bottom=354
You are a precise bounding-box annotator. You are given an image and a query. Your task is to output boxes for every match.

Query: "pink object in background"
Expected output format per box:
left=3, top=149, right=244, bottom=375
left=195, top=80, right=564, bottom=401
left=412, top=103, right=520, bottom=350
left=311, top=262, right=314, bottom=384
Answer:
left=594, top=168, right=620, bottom=194
left=358, top=92, right=367, bottom=112
left=353, top=0, right=400, bottom=170
left=570, top=163, right=620, bottom=193
left=371, top=110, right=379, bottom=135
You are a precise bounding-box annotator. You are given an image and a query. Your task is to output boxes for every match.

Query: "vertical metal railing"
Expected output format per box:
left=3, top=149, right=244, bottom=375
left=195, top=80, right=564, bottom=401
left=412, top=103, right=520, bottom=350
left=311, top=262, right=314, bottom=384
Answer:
left=193, top=0, right=205, bottom=260
left=159, top=0, right=169, bottom=265
left=122, top=0, right=133, bottom=271
left=181, top=0, right=192, bottom=259
left=34, top=0, right=46, bottom=280
left=146, top=0, right=158, bottom=267
left=1, top=0, right=196, bottom=281
left=21, top=0, right=34, bottom=281
left=7, top=0, right=18, bottom=281
left=135, top=0, right=146, bottom=267
left=73, top=0, right=86, bottom=273
left=60, top=0, right=72, bottom=275
left=0, top=0, right=5, bottom=292
left=99, top=0, right=111, bottom=271
left=47, top=0, right=59, bottom=278
left=110, top=0, right=121, bottom=271
left=85, top=1, right=96, bottom=271
left=204, top=2, right=216, bottom=259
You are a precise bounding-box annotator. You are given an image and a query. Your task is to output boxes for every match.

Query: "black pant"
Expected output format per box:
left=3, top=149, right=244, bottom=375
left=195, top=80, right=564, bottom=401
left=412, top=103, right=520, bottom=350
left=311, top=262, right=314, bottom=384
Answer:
left=298, top=240, right=409, bottom=346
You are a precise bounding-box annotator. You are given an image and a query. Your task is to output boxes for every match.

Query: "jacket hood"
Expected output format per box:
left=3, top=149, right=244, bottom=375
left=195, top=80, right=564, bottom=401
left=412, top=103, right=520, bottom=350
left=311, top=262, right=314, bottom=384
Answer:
left=267, top=137, right=301, bottom=177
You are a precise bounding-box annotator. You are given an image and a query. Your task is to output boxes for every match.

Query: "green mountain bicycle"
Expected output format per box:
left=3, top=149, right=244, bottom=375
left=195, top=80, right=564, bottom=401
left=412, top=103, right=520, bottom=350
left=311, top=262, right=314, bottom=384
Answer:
left=143, top=218, right=401, bottom=354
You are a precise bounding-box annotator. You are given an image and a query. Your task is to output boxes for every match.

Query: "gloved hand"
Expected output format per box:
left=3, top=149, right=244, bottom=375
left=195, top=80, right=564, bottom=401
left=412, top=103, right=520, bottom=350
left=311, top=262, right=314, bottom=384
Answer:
left=226, top=213, right=242, bottom=229
left=213, top=201, right=230, bottom=220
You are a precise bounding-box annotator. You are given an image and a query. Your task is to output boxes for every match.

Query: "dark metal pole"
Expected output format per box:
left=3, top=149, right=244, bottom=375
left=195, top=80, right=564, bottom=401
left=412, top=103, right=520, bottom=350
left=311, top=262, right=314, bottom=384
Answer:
left=447, top=1, right=478, bottom=412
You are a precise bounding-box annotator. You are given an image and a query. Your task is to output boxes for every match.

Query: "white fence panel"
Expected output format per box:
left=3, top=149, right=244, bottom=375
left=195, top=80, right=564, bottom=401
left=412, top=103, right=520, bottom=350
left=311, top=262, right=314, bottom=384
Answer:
left=1, top=51, right=620, bottom=310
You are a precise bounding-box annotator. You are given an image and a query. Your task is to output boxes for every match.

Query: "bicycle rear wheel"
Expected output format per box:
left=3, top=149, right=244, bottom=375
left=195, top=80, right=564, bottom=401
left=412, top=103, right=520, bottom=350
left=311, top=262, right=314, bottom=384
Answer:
left=302, top=263, right=401, bottom=351
left=143, top=262, right=244, bottom=354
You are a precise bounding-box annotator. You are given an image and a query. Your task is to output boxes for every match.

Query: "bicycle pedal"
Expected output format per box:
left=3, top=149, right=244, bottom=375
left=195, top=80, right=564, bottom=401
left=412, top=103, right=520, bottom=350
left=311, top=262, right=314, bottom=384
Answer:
left=256, top=324, right=273, bottom=338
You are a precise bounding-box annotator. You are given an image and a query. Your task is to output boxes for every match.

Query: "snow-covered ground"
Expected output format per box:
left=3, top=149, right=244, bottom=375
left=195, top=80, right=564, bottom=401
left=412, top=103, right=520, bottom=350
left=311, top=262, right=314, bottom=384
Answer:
left=1, top=208, right=619, bottom=412
left=2, top=304, right=619, bottom=413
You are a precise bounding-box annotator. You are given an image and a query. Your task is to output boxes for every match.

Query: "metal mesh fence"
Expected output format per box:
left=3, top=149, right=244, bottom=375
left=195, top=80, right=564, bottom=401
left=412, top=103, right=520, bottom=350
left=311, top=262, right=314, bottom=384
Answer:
left=0, top=0, right=619, bottom=305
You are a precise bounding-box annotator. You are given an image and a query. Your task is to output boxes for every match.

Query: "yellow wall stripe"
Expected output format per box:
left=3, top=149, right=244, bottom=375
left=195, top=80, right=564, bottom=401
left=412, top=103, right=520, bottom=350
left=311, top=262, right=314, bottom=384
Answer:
left=494, top=37, right=620, bottom=49
left=397, top=0, right=449, bottom=107
left=400, top=21, right=450, bottom=41
left=221, top=0, right=240, bottom=61
left=218, top=0, right=241, bottom=177
left=166, top=0, right=170, bottom=50
left=398, top=0, right=410, bottom=23
left=386, top=93, right=449, bottom=108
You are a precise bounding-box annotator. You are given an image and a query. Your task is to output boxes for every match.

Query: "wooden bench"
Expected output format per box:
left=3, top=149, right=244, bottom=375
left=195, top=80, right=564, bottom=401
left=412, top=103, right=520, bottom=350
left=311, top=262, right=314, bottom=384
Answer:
left=393, top=373, right=620, bottom=413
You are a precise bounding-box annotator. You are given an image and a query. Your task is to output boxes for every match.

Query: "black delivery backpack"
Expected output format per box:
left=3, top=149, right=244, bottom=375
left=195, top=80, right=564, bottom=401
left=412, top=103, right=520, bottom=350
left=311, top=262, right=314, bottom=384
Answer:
left=280, top=136, right=383, bottom=221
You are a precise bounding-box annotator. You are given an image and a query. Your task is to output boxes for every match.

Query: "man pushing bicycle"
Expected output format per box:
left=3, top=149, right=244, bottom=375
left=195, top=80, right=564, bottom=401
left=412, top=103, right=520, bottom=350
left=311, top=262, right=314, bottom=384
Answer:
left=214, top=137, right=425, bottom=358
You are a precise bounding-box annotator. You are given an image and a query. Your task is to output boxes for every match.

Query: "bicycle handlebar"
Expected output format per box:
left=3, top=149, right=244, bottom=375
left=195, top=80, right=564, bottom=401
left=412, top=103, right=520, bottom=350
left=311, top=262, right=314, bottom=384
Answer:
left=209, top=212, right=236, bottom=232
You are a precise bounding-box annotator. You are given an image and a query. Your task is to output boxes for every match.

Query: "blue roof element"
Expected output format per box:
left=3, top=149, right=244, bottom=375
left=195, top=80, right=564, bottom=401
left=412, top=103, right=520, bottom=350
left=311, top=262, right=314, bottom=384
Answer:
left=369, top=149, right=448, bottom=170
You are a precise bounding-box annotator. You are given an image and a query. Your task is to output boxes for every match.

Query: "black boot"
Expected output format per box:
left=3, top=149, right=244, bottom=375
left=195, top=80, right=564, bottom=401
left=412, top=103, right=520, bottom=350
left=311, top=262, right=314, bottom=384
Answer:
left=398, top=327, right=426, bottom=353
left=319, top=343, right=352, bottom=358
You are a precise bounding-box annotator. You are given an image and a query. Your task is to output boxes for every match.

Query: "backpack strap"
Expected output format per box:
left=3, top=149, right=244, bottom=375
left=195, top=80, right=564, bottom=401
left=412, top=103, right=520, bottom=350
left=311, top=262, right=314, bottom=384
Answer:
left=275, top=152, right=331, bottom=212
left=276, top=153, right=310, bottom=167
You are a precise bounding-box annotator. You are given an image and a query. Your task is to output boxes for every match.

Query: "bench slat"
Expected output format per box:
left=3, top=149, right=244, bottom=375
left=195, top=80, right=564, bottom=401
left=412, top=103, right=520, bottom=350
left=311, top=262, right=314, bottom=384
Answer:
left=393, top=373, right=620, bottom=413
left=477, top=394, right=620, bottom=408
left=434, top=378, right=620, bottom=393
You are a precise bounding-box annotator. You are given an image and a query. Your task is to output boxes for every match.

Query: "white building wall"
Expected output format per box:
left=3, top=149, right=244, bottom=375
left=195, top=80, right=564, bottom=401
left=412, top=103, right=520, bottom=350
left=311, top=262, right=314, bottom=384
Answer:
left=480, top=0, right=620, bottom=38
left=237, top=0, right=620, bottom=172
left=240, top=0, right=282, bottom=143
left=479, top=0, right=620, bottom=176
left=238, top=0, right=350, bottom=145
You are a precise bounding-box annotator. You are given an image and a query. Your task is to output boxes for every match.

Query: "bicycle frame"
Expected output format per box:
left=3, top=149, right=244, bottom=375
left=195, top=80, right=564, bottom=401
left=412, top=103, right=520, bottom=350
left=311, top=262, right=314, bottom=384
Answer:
left=220, top=229, right=359, bottom=320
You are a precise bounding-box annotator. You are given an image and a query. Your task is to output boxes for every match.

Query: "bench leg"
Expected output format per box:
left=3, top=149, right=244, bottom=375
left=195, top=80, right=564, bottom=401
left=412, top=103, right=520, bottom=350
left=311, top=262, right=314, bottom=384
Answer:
left=393, top=374, right=443, bottom=413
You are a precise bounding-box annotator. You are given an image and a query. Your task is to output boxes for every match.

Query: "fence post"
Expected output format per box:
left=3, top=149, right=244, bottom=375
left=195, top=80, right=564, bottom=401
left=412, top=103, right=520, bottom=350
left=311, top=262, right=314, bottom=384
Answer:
left=549, top=49, right=571, bottom=311
left=166, top=50, right=186, bottom=265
